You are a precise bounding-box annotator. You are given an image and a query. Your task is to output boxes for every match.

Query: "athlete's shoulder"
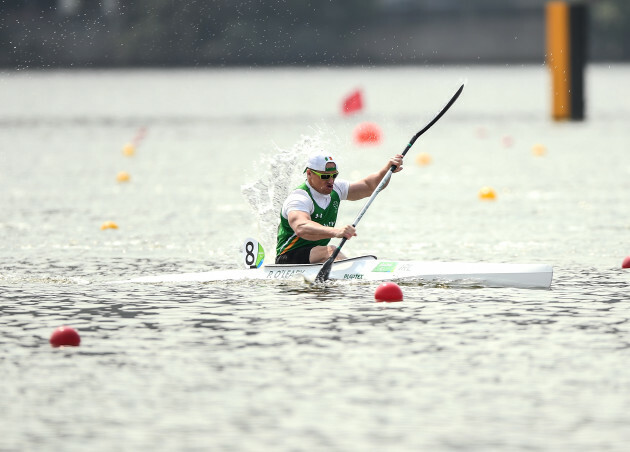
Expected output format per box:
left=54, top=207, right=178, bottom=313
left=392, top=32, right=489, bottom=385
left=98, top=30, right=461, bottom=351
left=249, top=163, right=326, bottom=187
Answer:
left=333, top=178, right=350, bottom=200
left=282, top=187, right=314, bottom=218
left=287, top=186, right=310, bottom=200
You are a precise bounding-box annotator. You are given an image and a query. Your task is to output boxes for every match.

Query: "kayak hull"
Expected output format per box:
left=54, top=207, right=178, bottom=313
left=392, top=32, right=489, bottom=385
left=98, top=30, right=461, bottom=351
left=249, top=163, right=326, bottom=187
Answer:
left=118, top=256, right=553, bottom=289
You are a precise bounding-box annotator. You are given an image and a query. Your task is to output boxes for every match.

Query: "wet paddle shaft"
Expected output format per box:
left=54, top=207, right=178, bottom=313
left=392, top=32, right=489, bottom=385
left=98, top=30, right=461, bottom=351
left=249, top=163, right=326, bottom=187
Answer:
left=315, top=83, right=465, bottom=283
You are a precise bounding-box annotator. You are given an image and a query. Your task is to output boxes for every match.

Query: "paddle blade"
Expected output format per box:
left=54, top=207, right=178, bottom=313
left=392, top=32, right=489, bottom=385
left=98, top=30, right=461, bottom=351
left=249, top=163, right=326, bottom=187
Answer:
left=315, top=239, right=347, bottom=283
left=315, top=257, right=334, bottom=283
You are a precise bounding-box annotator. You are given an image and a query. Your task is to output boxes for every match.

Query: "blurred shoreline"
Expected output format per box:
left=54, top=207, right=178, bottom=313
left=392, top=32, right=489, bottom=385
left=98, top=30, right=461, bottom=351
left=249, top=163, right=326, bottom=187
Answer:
left=2, top=1, right=629, bottom=69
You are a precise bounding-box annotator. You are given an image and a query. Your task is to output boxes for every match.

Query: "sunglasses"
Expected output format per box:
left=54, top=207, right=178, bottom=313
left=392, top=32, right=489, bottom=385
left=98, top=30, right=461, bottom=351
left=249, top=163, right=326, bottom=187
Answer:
left=310, top=169, right=339, bottom=180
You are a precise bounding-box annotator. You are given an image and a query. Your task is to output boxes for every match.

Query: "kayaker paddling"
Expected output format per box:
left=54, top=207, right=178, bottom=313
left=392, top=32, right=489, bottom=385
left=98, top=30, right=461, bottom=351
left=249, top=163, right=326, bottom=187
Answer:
left=275, top=151, right=403, bottom=264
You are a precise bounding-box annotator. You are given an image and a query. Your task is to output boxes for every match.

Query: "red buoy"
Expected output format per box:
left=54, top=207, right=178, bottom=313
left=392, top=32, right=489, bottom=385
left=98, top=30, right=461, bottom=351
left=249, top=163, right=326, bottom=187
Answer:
left=622, top=256, right=630, bottom=269
left=374, top=282, right=403, bottom=302
left=353, top=122, right=382, bottom=145
left=50, top=326, right=81, bottom=347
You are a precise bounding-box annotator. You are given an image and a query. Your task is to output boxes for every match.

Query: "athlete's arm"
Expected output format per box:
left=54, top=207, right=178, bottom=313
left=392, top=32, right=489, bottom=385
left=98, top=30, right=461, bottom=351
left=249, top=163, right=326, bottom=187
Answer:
left=288, top=210, right=356, bottom=240
left=347, top=154, right=403, bottom=201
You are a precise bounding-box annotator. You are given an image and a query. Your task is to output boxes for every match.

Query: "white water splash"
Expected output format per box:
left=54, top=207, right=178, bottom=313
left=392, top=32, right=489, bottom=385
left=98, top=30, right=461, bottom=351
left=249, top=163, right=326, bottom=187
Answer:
left=241, top=127, right=342, bottom=259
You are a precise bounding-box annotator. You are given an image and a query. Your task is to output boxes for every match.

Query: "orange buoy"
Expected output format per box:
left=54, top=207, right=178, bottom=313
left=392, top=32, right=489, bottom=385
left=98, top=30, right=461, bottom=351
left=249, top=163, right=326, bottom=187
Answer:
left=374, top=282, right=403, bottom=302
left=478, top=186, right=497, bottom=201
left=100, top=221, right=119, bottom=230
left=122, top=143, right=135, bottom=157
left=532, top=144, right=547, bottom=156
left=353, top=122, right=382, bottom=145
left=50, top=326, right=81, bottom=347
left=116, top=171, right=130, bottom=182
left=415, top=152, right=432, bottom=166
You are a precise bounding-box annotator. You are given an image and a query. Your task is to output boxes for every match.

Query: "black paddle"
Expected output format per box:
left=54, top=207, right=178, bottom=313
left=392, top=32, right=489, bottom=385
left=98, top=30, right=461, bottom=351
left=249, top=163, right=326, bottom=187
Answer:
left=314, top=83, right=465, bottom=283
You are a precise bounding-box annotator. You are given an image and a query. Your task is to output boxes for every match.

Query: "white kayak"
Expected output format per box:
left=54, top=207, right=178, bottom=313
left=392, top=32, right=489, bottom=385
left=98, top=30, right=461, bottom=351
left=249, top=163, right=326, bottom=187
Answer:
left=116, top=255, right=553, bottom=289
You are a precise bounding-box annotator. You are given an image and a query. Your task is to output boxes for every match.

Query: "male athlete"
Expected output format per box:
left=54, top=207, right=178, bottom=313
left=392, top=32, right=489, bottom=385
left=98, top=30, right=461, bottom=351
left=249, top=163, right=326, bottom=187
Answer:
left=275, top=151, right=403, bottom=264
